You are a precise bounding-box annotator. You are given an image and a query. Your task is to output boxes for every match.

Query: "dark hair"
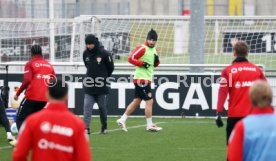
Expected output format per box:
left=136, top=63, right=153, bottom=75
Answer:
left=31, top=45, right=42, bottom=55
left=234, top=41, right=249, bottom=57
left=48, top=79, right=68, bottom=100
left=147, top=29, right=158, bottom=41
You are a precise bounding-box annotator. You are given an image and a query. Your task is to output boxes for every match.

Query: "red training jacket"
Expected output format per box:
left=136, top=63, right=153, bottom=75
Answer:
left=216, top=57, right=266, bottom=117
left=128, top=42, right=160, bottom=83
left=12, top=102, right=91, bottom=161
left=16, top=55, right=55, bottom=102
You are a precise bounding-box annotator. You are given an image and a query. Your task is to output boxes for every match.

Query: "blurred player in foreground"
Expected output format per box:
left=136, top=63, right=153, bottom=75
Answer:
left=228, top=80, right=275, bottom=161
left=215, top=40, right=266, bottom=142
left=116, top=29, right=162, bottom=132
left=14, top=45, right=55, bottom=131
left=12, top=80, right=91, bottom=161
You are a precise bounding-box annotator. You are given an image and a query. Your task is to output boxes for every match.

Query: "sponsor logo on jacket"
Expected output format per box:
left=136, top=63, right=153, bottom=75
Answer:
left=41, top=122, right=73, bottom=137
left=38, top=138, right=73, bottom=153
left=34, top=63, right=51, bottom=68
left=85, top=57, right=90, bottom=62
left=235, top=81, right=254, bottom=88
left=231, top=67, right=257, bottom=74
left=36, top=74, right=51, bottom=79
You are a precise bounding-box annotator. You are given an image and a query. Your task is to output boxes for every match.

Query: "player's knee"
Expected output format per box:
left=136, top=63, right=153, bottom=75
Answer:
left=133, top=98, right=142, bottom=105
left=145, top=98, right=153, bottom=105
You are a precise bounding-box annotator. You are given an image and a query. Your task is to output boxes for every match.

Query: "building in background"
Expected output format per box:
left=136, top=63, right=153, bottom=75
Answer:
left=1, top=0, right=276, bottom=18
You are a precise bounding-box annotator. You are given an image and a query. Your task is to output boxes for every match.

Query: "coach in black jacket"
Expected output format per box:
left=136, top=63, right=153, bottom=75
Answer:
left=83, top=34, right=114, bottom=134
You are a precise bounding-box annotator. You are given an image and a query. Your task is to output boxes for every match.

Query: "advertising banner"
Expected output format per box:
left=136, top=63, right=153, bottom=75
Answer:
left=0, top=73, right=226, bottom=117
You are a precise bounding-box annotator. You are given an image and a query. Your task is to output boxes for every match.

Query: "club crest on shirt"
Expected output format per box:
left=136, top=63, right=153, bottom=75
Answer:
left=96, top=57, right=102, bottom=64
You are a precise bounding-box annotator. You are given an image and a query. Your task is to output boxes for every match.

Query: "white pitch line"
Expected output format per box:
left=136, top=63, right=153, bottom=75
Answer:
left=168, top=121, right=215, bottom=124
left=90, top=122, right=167, bottom=135
left=0, top=122, right=167, bottom=150
left=177, top=148, right=225, bottom=151
left=0, top=145, right=12, bottom=150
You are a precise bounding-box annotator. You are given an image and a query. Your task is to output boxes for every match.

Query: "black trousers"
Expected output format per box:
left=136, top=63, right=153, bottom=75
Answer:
left=83, top=94, right=108, bottom=131
left=226, top=117, right=244, bottom=144
left=0, top=99, right=11, bottom=132
left=16, top=98, right=46, bottom=131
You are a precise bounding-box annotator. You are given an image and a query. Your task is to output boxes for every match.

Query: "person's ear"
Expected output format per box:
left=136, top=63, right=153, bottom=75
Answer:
left=65, top=95, right=69, bottom=101
left=233, top=50, right=237, bottom=57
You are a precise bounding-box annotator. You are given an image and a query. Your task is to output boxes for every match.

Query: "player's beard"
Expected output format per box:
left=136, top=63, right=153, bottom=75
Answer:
left=148, top=43, right=155, bottom=48
left=87, top=47, right=95, bottom=51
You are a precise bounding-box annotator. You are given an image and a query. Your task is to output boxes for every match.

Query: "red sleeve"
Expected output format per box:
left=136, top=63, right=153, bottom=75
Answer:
left=12, top=120, right=32, bottom=161
left=216, top=68, right=229, bottom=113
left=74, top=121, right=91, bottom=161
left=227, top=121, right=244, bottom=161
left=128, top=46, right=145, bottom=67
left=16, top=62, right=33, bottom=96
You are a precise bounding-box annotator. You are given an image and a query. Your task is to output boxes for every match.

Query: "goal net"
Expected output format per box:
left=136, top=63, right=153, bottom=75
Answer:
left=205, top=16, right=276, bottom=70
left=1, top=16, right=276, bottom=70
left=0, top=19, right=75, bottom=62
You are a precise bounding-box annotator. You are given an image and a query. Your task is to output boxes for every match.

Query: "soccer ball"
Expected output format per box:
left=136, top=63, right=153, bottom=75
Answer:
left=10, top=123, right=18, bottom=134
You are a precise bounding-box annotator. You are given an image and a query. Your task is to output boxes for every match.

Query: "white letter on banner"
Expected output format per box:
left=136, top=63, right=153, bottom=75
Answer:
left=156, top=82, right=179, bottom=110
left=111, top=83, right=134, bottom=109
left=67, top=82, right=82, bottom=109
left=182, top=83, right=209, bottom=110
left=211, top=83, right=228, bottom=110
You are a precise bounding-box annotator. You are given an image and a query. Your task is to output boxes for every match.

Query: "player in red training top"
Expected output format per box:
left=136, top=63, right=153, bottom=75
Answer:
left=14, top=45, right=55, bottom=131
left=215, top=40, right=266, bottom=143
left=12, top=80, right=91, bottom=161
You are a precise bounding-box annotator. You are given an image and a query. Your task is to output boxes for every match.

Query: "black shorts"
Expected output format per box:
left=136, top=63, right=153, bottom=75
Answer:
left=226, top=117, right=244, bottom=144
left=16, top=98, right=47, bottom=130
left=134, top=83, right=152, bottom=101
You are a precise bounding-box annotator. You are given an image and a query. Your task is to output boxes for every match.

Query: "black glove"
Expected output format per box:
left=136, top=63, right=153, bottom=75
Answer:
left=154, top=54, right=159, bottom=63
left=215, top=112, right=224, bottom=128
left=142, top=62, right=150, bottom=69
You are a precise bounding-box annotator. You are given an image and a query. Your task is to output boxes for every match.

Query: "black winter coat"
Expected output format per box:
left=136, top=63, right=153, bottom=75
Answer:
left=83, top=46, right=114, bottom=95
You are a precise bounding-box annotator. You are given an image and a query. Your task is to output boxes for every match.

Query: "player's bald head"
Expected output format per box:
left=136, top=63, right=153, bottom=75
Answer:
left=249, top=80, right=272, bottom=108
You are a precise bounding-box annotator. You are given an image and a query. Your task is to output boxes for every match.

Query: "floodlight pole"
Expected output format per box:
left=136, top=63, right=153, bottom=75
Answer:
left=189, top=0, right=205, bottom=72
